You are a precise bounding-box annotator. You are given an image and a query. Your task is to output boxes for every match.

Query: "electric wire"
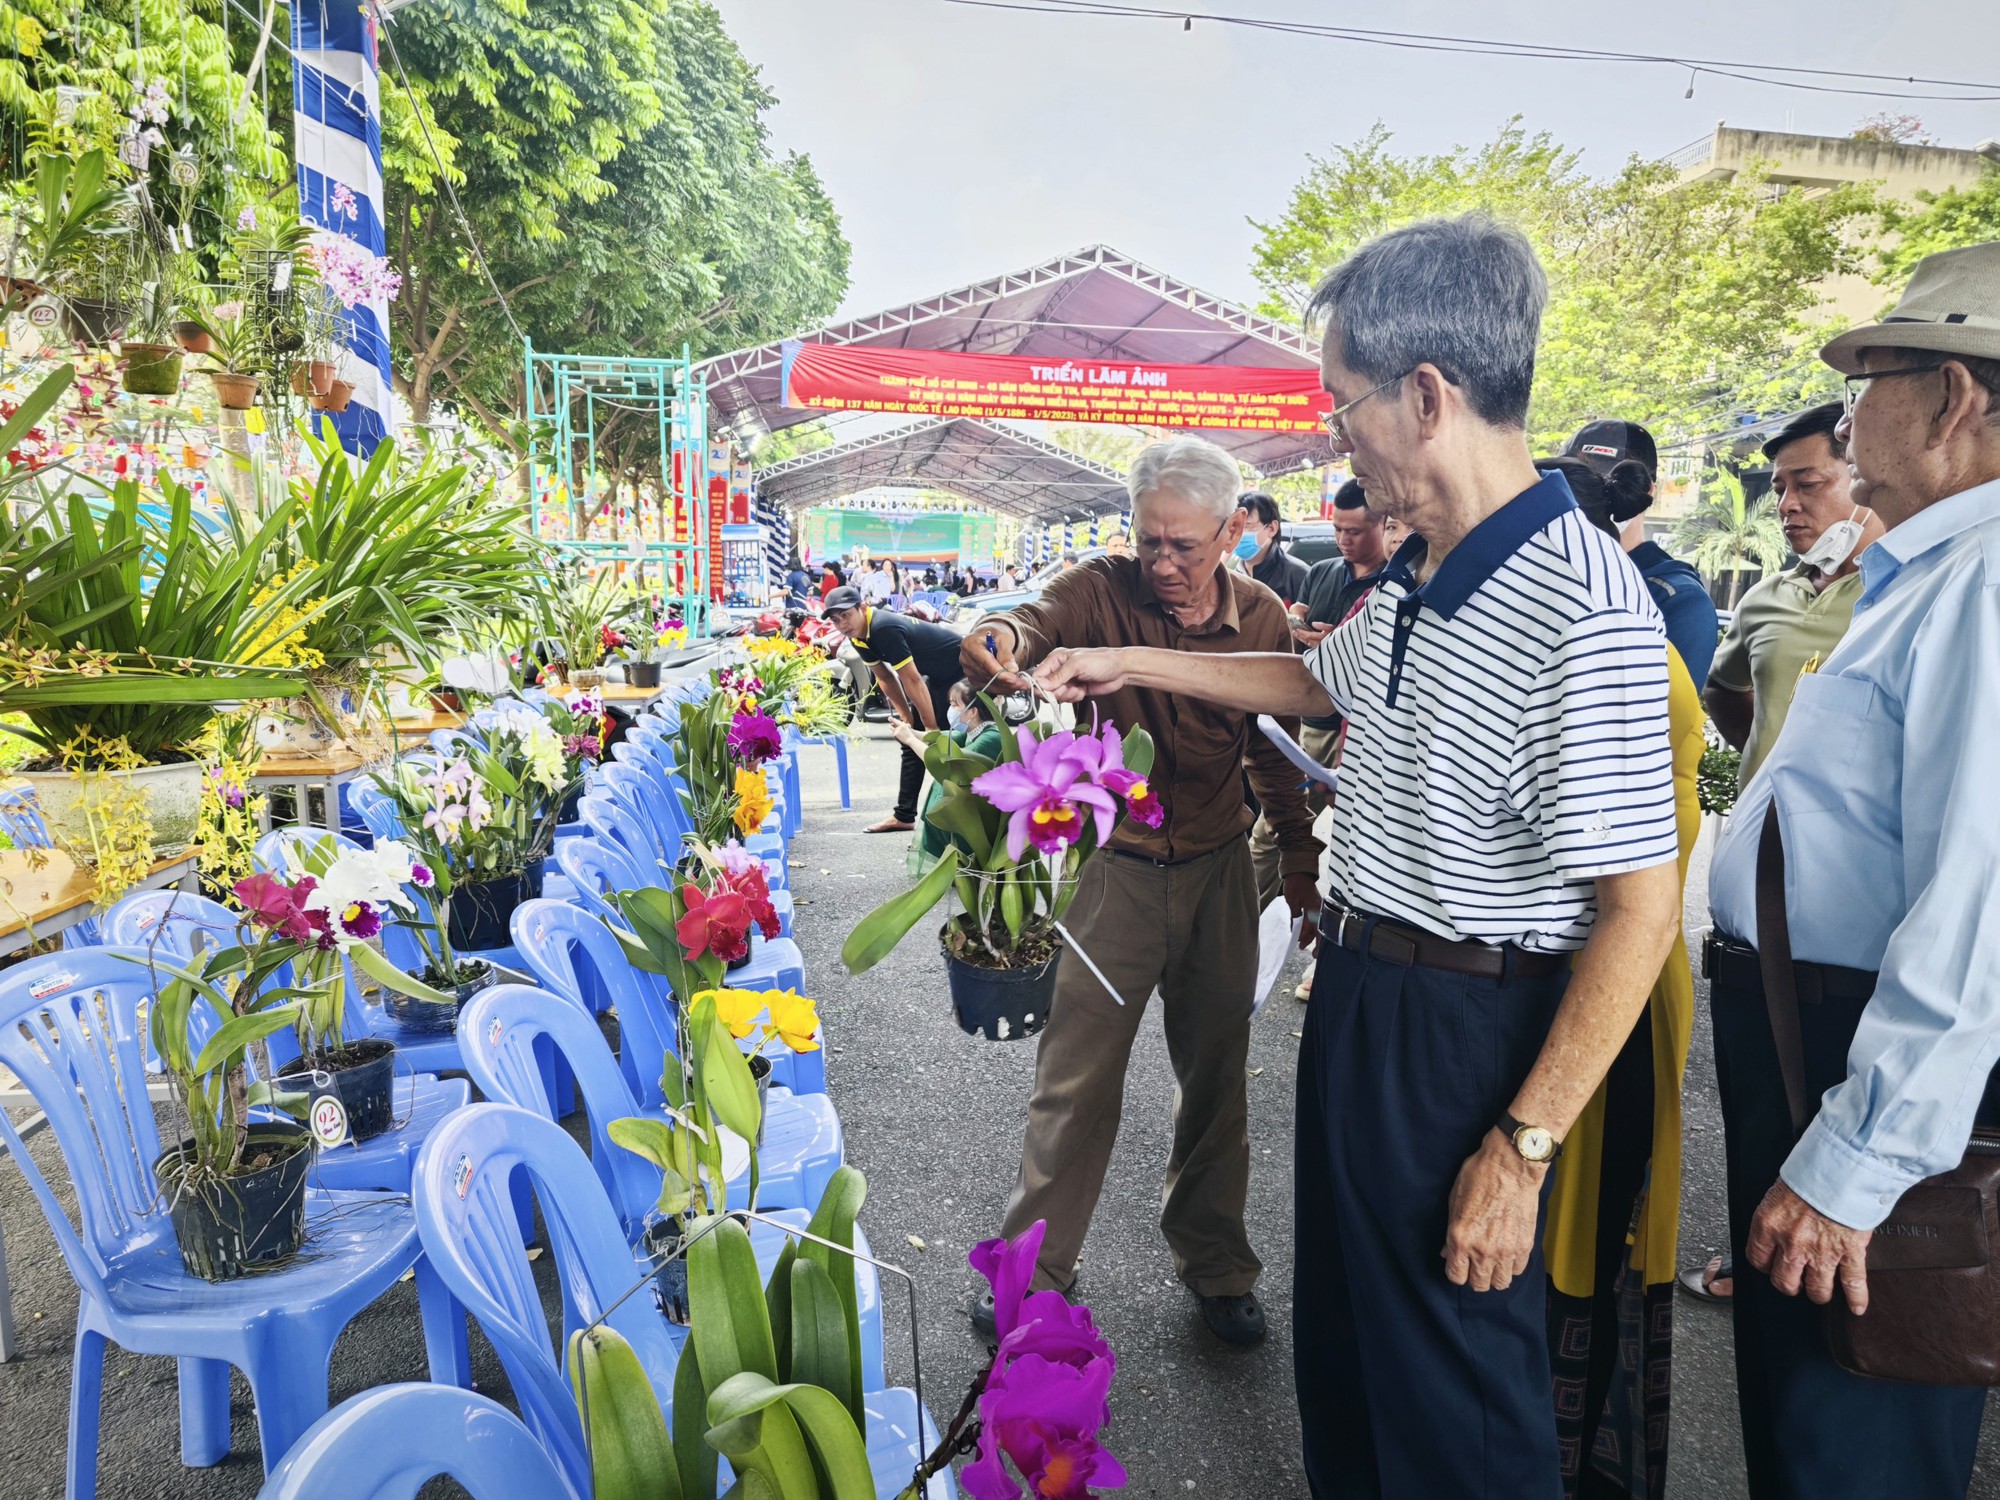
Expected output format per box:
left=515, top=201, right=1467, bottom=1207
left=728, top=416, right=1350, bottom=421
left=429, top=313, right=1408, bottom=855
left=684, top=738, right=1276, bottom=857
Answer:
left=942, top=0, right=2000, bottom=102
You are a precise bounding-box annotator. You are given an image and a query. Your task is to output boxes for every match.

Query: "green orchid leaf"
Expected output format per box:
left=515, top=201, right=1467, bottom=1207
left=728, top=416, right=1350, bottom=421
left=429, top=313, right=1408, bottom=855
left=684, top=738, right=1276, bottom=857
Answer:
left=687, top=1214, right=779, bottom=1389
left=839, top=849, right=959, bottom=975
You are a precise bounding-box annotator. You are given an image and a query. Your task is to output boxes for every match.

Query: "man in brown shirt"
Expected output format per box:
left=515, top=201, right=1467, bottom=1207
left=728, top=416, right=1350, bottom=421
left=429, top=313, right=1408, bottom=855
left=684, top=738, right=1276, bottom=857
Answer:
left=962, top=436, right=1321, bottom=1347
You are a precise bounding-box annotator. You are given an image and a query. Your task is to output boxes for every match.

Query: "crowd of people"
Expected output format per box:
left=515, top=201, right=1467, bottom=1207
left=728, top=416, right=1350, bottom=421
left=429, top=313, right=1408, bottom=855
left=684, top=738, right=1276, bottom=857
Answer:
left=873, top=218, right=1998, bottom=1499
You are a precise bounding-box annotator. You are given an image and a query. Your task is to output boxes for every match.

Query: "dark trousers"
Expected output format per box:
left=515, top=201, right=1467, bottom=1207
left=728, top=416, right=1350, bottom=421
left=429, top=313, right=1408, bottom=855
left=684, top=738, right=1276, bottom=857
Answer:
left=1709, top=966, right=1988, bottom=1500
left=1295, top=936, right=1569, bottom=1499
left=892, top=679, right=955, bottom=822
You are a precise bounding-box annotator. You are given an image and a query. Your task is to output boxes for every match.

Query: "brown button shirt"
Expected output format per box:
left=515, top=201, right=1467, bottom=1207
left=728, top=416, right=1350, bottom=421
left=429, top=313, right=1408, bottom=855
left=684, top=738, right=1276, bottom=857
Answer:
left=996, top=557, right=1322, bottom=877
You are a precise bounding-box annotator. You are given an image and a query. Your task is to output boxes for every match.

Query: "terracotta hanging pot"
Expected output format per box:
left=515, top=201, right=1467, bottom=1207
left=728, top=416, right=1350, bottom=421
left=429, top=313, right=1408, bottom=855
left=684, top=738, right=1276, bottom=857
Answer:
left=172, top=320, right=212, bottom=353
left=209, top=371, right=260, bottom=410
left=120, top=342, right=183, bottom=396
left=312, top=380, right=354, bottom=414
left=307, top=360, right=337, bottom=397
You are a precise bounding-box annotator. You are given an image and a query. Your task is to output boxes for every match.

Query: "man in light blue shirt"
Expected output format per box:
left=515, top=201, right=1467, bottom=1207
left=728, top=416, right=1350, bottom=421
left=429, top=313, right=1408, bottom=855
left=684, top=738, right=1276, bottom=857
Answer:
left=1706, top=240, right=2000, bottom=1499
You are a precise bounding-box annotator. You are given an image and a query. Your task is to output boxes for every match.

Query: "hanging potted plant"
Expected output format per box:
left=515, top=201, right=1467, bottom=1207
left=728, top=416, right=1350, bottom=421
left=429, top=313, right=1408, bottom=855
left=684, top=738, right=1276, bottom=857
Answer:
left=842, top=709, right=1156, bottom=1040
left=4, top=149, right=126, bottom=333
left=2, top=462, right=308, bottom=884
left=193, top=299, right=265, bottom=409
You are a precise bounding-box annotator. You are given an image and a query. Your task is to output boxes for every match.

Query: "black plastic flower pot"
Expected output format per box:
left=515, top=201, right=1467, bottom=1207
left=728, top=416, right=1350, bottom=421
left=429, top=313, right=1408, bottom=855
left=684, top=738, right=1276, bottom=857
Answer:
left=61, top=295, right=127, bottom=346
left=940, top=932, right=1061, bottom=1042
left=385, top=959, right=496, bottom=1035
left=277, top=1038, right=397, bottom=1142
left=643, top=1217, right=692, bottom=1325
left=447, top=863, right=544, bottom=953
left=626, top=661, right=662, bottom=688
left=557, top=785, right=584, bottom=824
left=157, top=1123, right=313, bottom=1282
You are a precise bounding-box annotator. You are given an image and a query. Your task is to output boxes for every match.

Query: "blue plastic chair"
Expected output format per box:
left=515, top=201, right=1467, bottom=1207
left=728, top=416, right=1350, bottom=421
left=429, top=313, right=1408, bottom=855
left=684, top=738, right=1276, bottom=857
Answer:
left=0, top=949, right=469, bottom=1492
left=412, top=1103, right=671, bottom=1491
left=0, top=782, right=104, bottom=945
left=99, top=888, right=474, bottom=1198
left=456, top=983, right=844, bottom=1216
left=510, top=898, right=823, bottom=1096
left=258, top=1383, right=582, bottom=1500
left=416, top=1102, right=909, bottom=1482
left=791, top=727, right=853, bottom=811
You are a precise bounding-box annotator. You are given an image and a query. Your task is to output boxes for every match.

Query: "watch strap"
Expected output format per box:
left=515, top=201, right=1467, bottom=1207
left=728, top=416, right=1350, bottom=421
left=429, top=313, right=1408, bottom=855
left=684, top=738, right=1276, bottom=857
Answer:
left=1497, top=1110, right=1562, bottom=1161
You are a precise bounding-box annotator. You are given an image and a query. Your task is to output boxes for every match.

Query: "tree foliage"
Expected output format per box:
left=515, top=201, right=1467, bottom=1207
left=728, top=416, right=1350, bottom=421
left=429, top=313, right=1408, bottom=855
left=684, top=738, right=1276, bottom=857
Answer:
left=1876, top=164, right=2000, bottom=286
left=1250, top=120, right=1878, bottom=451
left=1670, top=468, right=1788, bottom=607
left=380, top=0, right=850, bottom=458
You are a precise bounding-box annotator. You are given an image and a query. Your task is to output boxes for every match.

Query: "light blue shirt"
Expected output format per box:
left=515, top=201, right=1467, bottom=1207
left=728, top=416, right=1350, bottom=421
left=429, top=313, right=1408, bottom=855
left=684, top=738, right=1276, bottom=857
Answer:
left=1709, top=475, right=2000, bottom=1230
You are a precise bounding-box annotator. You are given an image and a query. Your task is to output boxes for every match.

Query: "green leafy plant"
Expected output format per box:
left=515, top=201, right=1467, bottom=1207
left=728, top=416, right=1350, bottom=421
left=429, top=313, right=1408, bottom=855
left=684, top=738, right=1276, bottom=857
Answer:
left=1670, top=468, right=1789, bottom=609
left=0, top=148, right=126, bottom=313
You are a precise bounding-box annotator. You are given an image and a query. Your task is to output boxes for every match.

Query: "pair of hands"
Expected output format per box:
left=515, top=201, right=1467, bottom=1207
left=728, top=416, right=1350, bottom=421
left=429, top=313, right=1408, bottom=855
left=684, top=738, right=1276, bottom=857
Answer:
left=957, top=628, right=1117, bottom=704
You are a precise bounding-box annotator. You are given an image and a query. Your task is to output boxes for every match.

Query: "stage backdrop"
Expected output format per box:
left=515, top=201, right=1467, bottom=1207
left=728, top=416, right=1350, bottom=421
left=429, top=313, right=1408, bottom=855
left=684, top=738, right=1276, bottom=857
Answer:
left=781, top=342, right=1329, bottom=432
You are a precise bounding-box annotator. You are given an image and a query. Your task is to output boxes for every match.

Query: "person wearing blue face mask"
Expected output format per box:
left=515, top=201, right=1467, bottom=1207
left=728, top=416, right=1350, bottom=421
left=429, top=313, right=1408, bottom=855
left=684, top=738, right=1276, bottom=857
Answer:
left=1236, top=490, right=1309, bottom=605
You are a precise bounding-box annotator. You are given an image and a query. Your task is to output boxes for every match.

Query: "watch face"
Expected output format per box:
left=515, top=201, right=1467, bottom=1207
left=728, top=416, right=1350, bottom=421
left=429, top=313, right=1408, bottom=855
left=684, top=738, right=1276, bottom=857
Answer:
left=1518, top=1126, right=1556, bottom=1162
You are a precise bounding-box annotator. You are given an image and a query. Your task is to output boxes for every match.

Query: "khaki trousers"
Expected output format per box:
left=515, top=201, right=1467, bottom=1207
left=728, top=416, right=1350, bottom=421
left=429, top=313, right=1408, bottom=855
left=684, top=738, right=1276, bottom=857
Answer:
left=1248, top=720, right=1342, bottom=908
left=999, top=837, right=1262, bottom=1297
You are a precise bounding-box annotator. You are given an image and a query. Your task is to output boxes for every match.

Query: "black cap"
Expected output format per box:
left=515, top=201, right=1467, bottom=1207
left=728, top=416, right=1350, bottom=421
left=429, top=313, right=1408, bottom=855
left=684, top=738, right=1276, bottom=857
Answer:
left=823, top=585, right=863, bottom=612
left=1562, top=420, right=1658, bottom=480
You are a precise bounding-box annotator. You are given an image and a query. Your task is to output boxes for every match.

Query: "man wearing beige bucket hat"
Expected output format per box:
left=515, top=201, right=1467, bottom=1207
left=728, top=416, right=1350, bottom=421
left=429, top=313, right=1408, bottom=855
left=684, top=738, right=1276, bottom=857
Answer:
left=1705, top=239, right=2000, bottom=1497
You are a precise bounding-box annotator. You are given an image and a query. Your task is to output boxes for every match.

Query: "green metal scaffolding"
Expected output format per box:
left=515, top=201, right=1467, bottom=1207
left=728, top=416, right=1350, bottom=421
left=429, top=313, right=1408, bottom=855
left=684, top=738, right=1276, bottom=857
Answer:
left=522, top=339, right=711, bottom=635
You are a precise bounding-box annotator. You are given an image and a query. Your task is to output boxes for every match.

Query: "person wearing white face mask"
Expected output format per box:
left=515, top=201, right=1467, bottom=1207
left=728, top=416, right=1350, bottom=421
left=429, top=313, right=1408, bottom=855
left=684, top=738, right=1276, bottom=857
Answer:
left=1234, top=490, right=1309, bottom=605
left=1701, top=403, right=1887, bottom=795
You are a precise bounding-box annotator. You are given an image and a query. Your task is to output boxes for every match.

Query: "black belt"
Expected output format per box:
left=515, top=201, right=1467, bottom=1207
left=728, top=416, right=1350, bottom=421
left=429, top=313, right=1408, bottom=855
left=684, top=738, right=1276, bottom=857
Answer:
left=1319, top=902, right=1568, bottom=980
left=1701, top=931, right=1878, bottom=1004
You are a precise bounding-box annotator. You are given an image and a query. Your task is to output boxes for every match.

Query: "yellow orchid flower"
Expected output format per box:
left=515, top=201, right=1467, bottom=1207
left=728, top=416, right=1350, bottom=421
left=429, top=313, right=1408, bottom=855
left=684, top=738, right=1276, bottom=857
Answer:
left=733, top=767, right=773, bottom=836
left=761, top=989, right=822, bottom=1053
left=701, top=987, right=767, bottom=1041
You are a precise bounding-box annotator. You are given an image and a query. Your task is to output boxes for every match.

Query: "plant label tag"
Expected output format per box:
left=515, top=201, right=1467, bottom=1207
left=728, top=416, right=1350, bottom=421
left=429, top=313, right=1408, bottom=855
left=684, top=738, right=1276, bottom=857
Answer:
left=28, top=972, right=77, bottom=1000
left=117, top=133, right=150, bottom=171
left=271, top=260, right=292, bottom=293
left=309, top=1091, right=350, bottom=1150
left=25, top=296, right=59, bottom=329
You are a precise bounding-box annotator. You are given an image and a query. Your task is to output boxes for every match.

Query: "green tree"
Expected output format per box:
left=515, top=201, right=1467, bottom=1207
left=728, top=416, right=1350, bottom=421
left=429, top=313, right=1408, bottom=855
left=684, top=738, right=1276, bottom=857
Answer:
left=1250, top=120, right=1877, bottom=452
left=1876, top=164, right=2000, bottom=285
left=381, top=0, right=848, bottom=451
left=1670, top=468, right=1788, bottom=607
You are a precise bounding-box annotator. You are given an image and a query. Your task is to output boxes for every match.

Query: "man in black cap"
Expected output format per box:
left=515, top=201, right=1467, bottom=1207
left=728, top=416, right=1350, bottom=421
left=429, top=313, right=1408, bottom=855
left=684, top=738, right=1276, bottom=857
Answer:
left=1561, top=419, right=1719, bottom=689
left=824, top=586, right=966, bottom=833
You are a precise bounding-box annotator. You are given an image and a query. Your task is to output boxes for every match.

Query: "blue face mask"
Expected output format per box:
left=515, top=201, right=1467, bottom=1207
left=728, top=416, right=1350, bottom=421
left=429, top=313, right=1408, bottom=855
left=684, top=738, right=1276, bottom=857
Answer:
left=1233, top=531, right=1263, bottom=560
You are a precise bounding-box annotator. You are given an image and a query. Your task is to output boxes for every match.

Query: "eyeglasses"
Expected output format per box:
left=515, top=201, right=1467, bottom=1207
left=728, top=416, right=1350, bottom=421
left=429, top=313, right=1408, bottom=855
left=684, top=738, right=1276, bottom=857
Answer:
left=1320, top=371, right=1411, bottom=445
left=1133, top=514, right=1227, bottom=566
left=1842, top=363, right=1944, bottom=416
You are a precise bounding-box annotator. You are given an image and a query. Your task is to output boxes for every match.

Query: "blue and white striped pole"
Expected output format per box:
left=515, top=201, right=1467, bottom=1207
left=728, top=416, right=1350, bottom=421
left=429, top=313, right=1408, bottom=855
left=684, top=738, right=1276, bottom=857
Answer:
left=292, top=0, right=394, bottom=453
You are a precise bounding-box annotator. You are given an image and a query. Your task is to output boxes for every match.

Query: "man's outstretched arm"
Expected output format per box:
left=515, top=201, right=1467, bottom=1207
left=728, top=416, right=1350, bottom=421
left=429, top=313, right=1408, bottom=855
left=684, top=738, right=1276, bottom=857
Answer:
left=1035, top=644, right=1337, bottom=719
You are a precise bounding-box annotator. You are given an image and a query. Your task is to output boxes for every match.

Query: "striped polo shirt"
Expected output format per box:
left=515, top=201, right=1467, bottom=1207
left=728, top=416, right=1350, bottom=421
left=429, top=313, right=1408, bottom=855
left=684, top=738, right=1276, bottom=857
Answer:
left=1305, top=471, right=1678, bottom=953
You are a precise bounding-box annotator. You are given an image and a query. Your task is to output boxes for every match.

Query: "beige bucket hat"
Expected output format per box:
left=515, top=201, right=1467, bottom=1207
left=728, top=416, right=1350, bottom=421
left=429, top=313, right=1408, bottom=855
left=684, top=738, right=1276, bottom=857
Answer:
left=1821, top=241, right=2000, bottom=375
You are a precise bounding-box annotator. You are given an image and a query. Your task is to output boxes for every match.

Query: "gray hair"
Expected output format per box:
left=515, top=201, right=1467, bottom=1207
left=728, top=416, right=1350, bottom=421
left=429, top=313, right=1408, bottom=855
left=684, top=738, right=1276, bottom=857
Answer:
left=1307, top=213, right=1548, bottom=429
left=1126, top=436, right=1242, bottom=517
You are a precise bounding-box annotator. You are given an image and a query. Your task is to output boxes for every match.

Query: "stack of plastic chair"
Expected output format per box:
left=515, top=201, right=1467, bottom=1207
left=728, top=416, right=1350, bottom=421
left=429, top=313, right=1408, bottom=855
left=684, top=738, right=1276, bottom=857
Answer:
left=511, top=897, right=823, bottom=1095
left=0, top=950, right=469, bottom=1490
left=458, top=982, right=844, bottom=1218
left=413, top=1104, right=941, bottom=1497
left=258, top=1383, right=582, bottom=1500
left=100, top=888, right=472, bottom=1198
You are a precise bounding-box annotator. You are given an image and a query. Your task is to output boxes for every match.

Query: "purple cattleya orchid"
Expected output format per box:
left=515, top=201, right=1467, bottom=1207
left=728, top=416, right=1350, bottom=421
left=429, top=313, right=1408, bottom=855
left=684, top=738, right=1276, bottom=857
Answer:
left=727, top=707, right=784, bottom=767
left=1090, top=722, right=1164, bottom=830
left=965, top=1220, right=1124, bottom=1500
left=971, top=728, right=1120, bottom=861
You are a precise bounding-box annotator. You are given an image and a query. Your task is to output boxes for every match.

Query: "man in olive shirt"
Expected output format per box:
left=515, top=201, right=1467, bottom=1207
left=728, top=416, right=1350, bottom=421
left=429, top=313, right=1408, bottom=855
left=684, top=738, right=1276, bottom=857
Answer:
left=1705, top=403, right=1886, bottom=786
left=964, top=437, right=1322, bottom=1348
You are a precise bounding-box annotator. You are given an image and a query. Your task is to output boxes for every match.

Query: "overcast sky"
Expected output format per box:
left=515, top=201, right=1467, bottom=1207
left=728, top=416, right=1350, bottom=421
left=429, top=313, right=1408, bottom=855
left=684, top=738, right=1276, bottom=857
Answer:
left=710, top=0, right=2000, bottom=321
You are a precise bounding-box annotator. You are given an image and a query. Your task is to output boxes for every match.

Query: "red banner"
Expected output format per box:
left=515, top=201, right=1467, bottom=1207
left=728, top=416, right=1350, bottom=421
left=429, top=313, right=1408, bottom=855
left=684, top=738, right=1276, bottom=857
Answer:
left=780, top=341, right=1329, bottom=432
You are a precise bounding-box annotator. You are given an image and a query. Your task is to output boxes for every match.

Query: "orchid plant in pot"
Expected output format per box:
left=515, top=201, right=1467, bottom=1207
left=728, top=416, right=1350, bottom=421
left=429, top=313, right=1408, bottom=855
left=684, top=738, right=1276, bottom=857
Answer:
left=669, top=681, right=783, bottom=855
left=135, top=851, right=454, bottom=1279
left=842, top=709, right=1157, bottom=1041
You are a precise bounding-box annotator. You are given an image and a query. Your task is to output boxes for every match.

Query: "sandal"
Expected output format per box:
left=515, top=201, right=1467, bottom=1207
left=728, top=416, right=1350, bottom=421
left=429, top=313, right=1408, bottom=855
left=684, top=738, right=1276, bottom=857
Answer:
left=1676, top=1253, right=1733, bottom=1303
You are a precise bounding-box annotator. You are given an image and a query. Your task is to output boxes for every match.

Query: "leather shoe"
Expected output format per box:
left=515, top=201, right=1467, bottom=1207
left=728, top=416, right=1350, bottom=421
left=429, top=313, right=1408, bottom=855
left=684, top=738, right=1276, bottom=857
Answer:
left=1200, top=1291, right=1267, bottom=1346
left=971, top=1290, right=998, bottom=1341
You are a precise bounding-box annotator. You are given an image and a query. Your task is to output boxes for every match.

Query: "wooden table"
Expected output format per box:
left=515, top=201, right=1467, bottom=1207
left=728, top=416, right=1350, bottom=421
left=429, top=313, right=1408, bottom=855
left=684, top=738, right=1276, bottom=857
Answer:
left=392, top=710, right=467, bottom=746
left=598, top=681, right=667, bottom=707
left=0, top=847, right=200, bottom=959
left=248, top=748, right=380, bottom=834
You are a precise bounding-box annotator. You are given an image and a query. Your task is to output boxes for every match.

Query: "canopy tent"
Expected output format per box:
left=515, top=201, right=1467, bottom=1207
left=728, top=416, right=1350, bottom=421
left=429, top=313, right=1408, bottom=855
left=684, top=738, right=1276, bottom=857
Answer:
left=699, top=244, right=1335, bottom=486
left=752, top=417, right=1129, bottom=524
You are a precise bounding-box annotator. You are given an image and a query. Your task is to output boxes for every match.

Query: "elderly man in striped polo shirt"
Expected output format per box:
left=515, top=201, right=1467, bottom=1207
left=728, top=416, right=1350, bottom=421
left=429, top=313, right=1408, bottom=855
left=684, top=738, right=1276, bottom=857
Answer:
left=1038, top=214, right=1683, bottom=1499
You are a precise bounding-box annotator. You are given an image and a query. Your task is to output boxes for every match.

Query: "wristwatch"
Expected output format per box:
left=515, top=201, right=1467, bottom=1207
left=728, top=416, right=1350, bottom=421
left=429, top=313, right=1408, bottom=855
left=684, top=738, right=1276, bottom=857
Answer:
left=1497, top=1111, right=1561, bottom=1164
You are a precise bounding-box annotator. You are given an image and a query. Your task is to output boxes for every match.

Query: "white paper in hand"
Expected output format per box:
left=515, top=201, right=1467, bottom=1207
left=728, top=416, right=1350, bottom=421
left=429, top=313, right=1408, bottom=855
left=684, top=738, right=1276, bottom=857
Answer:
left=1252, top=897, right=1297, bottom=1018
left=1256, top=715, right=1339, bottom=793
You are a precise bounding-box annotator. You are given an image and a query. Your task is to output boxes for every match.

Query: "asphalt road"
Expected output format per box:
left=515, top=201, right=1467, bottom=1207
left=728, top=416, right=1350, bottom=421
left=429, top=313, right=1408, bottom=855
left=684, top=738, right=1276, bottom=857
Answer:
left=1, top=722, right=1995, bottom=1498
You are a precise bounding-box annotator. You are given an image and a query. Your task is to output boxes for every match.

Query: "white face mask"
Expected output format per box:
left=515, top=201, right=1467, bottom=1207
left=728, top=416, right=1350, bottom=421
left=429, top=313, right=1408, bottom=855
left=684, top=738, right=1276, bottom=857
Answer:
left=1796, top=504, right=1867, bottom=574
left=946, top=705, right=967, bottom=731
